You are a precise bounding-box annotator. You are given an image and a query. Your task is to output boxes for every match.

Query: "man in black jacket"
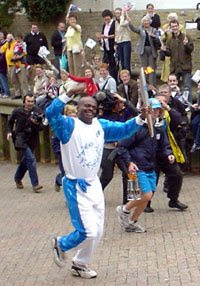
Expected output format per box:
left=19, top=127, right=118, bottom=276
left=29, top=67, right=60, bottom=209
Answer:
left=24, top=24, right=48, bottom=65
left=7, top=94, right=43, bottom=192
left=51, top=22, right=66, bottom=74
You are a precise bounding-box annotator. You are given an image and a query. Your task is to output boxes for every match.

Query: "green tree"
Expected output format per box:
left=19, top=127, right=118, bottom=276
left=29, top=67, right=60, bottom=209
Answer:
left=20, top=0, right=69, bottom=23
left=0, top=0, right=18, bottom=28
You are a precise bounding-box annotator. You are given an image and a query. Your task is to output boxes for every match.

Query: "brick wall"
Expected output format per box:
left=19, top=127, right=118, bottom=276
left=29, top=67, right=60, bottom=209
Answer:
left=9, top=9, right=200, bottom=73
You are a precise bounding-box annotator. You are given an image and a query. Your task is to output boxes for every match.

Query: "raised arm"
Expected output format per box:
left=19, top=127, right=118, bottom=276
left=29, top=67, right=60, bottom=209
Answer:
left=45, top=94, right=75, bottom=144
left=99, top=116, right=143, bottom=142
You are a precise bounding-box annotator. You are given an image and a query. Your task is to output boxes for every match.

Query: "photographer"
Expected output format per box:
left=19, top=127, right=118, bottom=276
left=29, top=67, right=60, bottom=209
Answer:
left=94, top=90, right=139, bottom=194
left=7, top=94, right=43, bottom=192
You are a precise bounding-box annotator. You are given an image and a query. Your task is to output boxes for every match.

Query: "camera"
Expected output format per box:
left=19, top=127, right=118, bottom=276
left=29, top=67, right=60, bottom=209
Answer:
left=30, top=111, right=43, bottom=124
left=93, top=90, right=117, bottom=114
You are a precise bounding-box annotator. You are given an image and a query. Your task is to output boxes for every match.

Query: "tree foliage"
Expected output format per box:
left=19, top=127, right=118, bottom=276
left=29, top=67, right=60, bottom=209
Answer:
left=0, top=0, right=18, bottom=28
left=20, top=0, right=69, bottom=23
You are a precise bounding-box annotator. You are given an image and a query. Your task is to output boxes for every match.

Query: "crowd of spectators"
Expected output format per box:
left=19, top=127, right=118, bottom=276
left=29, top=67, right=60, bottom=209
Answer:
left=2, top=3, right=200, bottom=233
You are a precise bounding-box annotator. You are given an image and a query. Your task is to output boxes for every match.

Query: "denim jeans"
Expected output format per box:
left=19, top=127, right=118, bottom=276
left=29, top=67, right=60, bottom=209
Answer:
left=191, top=114, right=200, bottom=145
left=0, top=73, right=10, bottom=96
left=118, top=41, right=132, bottom=72
left=14, top=147, right=39, bottom=187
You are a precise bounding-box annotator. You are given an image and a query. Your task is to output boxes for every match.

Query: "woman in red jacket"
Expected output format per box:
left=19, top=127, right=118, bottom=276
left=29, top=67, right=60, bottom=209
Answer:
left=66, top=67, right=98, bottom=96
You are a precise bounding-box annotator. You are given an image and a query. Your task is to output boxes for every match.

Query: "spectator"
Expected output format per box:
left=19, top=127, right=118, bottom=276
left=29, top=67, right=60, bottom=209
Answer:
left=190, top=83, right=200, bottom=152
left=161, top=20, right=194, bottom=102
left=117, top=69, right=138, bottom=106
left=96, top=9, right=118, bottom=81
left=51, top=22, right=66, bottom=74
left=24, top=24, right=48, bottom=65
left=65, top=14, right=83, bottom=76
left=129, top=15, right=161, bottom=86
left=0, top=31, right=10, bottom=98
left=114, top=8, right=132, bottom=71
left=59, top=69, right=78, bottom=97
left=145, top=3, right=161, bottom=29
left=66, top=67, right=98, bottom=96
left=161, top=13, right=185, bottom=83
left=1, top=33, right=28, bottom=99
left=97, top=63, right=117, bottom=93
left=33, top=64, right=58, bottom=99
left=82, top=54, right=102, bottom=81
left=7, top=94, right=43, bottom=192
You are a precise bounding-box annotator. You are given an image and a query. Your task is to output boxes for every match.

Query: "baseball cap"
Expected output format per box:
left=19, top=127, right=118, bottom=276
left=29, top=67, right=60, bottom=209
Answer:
left=148, top=98, right=162, bottom=109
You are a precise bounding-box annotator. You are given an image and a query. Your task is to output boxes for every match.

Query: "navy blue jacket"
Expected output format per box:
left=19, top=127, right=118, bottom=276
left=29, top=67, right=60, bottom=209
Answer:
left=117, top=124, right=172, bottom=171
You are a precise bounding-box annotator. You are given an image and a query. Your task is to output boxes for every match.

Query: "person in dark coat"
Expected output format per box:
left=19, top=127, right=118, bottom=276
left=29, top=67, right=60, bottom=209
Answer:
left=24, top=24, right=48, bottom=65
left=51, top=22, right=66, bottom=74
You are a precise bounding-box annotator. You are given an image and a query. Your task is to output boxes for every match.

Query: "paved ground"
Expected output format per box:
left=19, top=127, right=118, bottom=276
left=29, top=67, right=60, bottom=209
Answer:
left=0, top=162, right=200, bottom=286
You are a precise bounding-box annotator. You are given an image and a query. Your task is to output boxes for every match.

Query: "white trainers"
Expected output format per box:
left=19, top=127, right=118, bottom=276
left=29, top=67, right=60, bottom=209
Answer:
left=125, top=221, right=146, bottom=233
left=116, top=205, right=130, bottom=227
left=15, top=67, right=21, bottom=74
left=51, top=237, right=66, bottom=268
left=71, top=261, right=97, bottom=279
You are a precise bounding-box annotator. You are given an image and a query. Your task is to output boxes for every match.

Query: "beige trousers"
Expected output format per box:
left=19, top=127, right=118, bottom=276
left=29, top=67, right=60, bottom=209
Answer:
left=9, top=66, right=29, bottom=98
left=67, top=51, right=82, bottom=76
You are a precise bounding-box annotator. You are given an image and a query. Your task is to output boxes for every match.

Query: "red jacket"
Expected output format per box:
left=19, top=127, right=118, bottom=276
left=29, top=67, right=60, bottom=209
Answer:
left=68, top=74, right=98, bottom=96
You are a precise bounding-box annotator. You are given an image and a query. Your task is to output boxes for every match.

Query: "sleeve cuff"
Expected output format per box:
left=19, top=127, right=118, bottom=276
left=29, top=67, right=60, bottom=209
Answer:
left=59, top=94, right=71, bottom=104
left=135, top=115, right=145, bottom=126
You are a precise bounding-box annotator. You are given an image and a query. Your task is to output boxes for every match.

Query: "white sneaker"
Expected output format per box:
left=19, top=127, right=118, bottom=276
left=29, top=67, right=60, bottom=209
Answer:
left=71, top=261, right=97, bottom=279
left=125, top=221, right=146, bottom=233
left=51, top=237, right=66, bottom=268
left=15, top=68, right=21, bottom=74
left=43, top=118, right=49, bottom=126
left=116, top=205, right=130, bottom=227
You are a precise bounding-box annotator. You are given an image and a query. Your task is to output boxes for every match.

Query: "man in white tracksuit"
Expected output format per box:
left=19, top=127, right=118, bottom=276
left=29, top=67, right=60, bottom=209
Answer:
left=46, top=92, right=146, bottom=279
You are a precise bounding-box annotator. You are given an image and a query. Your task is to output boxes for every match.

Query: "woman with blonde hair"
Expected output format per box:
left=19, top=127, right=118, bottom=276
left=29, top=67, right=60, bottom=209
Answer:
left=160, top=13, right=185, bottom=82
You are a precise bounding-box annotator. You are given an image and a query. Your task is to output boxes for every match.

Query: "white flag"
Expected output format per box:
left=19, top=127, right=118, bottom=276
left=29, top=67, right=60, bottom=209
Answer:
left=67, top=4, right=82, bottom=17
left=38, top=46, right=50, bottom=59
left=85, top=38, right=97, bottom=50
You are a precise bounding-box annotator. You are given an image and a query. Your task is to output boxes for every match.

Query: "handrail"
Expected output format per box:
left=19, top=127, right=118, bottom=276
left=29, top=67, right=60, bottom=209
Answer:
left=197, top=3, right=200, bottom=9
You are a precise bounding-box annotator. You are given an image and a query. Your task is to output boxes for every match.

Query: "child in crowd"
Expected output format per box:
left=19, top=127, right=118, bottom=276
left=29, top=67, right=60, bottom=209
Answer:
left=11, top=34, right=30, bottom=73
left=116, top=98, right=175, bottom=232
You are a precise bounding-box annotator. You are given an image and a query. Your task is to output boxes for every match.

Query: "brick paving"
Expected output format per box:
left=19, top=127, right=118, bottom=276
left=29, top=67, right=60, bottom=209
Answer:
left=0, top=161, right=200, bottom=286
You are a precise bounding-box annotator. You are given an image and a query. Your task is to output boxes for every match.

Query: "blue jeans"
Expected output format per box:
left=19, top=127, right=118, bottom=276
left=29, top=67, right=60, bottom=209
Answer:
left=191, top=114, right=200, bottom=145
left=14, top=147, right=39, bottom=186
left=0, top=73, right=10, bottom=96
left=118, top=41, right=132, bottom=72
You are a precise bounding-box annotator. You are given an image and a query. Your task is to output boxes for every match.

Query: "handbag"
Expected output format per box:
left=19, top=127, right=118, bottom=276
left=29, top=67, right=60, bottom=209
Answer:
left=152, top=36, right=161, bottom=50
left=159, top=50, right=165, bottom=61
left=60, top=53, right=68, bottom=70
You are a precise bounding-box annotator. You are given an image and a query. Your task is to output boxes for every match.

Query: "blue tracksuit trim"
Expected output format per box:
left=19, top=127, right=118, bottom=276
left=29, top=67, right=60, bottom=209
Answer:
left=59, top=177, right=90, bottom=251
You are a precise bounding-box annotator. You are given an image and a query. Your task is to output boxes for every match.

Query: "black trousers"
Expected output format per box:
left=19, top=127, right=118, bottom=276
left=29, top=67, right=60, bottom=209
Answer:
left=155, top=161, right=183, bottom=202
left=100, top=148, right=128, bottom=204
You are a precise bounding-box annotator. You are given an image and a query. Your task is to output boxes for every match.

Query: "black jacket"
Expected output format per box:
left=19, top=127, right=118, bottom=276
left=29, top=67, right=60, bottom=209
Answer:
left=7, top=105, right=43, bottom=150
left=24, top=32, right=48, bottom=56
left=102, top=20, right=115, bottom=53
left=117, top=124, right=172, bottom=171
left=51, top=30, right=63, bottom=56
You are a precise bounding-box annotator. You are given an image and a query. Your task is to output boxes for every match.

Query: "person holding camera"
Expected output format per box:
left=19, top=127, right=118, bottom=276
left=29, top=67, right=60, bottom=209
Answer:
left=7, top=94, right=43, bottom=192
